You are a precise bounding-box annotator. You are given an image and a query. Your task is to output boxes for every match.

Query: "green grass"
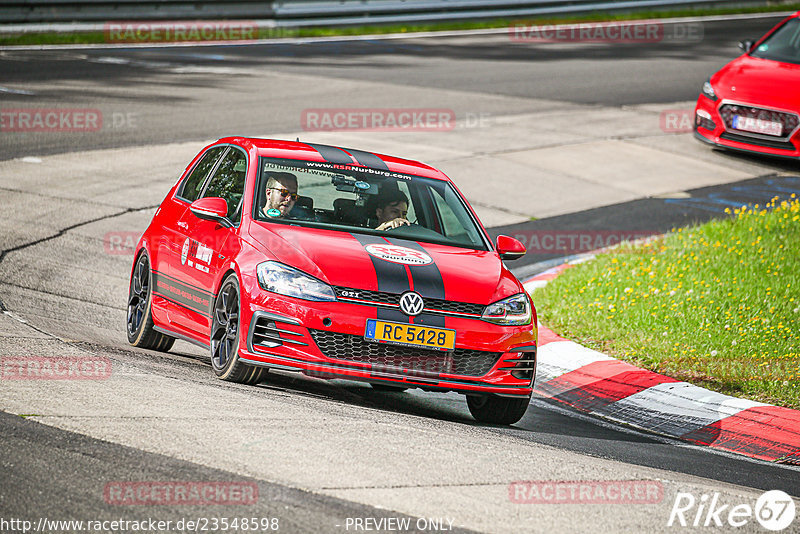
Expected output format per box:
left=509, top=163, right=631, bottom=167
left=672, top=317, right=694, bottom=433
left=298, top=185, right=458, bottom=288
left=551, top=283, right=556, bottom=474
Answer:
left=532, top=196, right=800, bottom=409
left=2, top=2, right=800, bottom=46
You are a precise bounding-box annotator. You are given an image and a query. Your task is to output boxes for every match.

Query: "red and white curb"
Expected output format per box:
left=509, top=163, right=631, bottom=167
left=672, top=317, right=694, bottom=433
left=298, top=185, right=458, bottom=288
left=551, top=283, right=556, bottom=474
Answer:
left=524, top=263, right=800, bottom=464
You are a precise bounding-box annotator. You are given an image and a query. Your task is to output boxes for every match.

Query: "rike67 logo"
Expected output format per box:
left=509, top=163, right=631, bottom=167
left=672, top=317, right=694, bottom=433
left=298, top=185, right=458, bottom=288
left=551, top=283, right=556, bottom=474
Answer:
left=668, top=490, right=796, bottom=531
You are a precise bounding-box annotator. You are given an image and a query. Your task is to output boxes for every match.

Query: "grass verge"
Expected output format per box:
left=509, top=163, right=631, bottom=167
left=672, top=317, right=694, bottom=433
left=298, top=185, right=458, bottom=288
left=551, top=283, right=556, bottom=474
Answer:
left=532, top=196, right=800, bottom=409
left=2, top=3, right=800, bottom=46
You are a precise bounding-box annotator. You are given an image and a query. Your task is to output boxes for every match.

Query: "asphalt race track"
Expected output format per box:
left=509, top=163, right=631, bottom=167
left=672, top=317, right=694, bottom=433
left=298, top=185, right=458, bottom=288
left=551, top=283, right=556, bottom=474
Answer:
left=1, top=13, right=799, bottom=533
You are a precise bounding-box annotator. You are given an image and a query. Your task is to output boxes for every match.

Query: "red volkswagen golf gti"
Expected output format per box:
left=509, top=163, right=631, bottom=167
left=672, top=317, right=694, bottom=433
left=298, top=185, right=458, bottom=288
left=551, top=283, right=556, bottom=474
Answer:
left=694, top=11, right=800, bottom=159
left=127, top=138, right=537, bottom=424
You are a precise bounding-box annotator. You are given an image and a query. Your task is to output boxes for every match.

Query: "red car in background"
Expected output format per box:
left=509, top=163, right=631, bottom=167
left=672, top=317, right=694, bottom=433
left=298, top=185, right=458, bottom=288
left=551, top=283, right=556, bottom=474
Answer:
left=694, top=11, right=800, bottom=159
left=127, top=138, right=537, bottom=424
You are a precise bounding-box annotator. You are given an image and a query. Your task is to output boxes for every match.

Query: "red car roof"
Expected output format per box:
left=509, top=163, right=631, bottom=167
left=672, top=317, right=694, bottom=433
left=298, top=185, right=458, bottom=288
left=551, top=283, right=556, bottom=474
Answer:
left=218, top=137, right=449, bottom=181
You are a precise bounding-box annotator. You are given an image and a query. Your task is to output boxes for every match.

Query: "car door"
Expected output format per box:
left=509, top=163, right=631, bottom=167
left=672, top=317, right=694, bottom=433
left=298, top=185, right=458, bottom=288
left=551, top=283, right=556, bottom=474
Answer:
left=151, top=145, right=226, bottom=327
left=171, top=146, right=248, bottom=337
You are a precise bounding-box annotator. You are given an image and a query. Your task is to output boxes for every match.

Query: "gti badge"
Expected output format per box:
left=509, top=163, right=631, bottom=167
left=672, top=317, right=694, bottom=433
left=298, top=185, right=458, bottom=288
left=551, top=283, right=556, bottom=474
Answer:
left=399, top=291, right=425, bottom=316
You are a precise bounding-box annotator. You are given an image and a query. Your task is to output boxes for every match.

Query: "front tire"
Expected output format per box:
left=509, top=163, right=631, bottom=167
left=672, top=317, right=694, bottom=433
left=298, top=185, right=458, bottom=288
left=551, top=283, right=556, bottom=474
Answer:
left=127, top=253, right=175, bottom=352
left=210, top=273, right=267, bottom=385
left=467, top=394, right=531, bottom=425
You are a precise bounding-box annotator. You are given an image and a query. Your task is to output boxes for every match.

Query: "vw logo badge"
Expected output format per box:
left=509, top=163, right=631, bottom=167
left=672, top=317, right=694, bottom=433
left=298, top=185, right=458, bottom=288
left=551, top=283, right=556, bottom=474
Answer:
left=399, top=291, right=425, bottom=316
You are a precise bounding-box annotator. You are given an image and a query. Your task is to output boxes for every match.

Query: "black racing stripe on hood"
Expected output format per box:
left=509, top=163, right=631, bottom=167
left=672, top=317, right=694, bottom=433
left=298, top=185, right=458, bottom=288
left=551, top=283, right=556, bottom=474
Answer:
left=306, top=143, right=355, bottom=165
left=352, top=234, right=411, bottom=322
left=385, top=238, right=445, bottom=299
left=346, top=149, right=389, bottom=170
left=385, top=238, right=446, bottom=327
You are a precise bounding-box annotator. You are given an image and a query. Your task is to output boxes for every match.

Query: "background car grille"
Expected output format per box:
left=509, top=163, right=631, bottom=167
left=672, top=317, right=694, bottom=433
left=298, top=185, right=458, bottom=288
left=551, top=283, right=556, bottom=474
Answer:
left=719, top=104, right=799, bottom=139
left=310, top=330, right=503, bottom=377
left=333, top=286, right=485, bottom=316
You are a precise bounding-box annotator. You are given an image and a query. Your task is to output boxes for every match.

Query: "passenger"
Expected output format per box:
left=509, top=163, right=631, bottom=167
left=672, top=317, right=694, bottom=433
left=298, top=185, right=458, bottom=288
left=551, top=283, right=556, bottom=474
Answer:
left=374, top=189, right=411, bottom=231
left=262, top=172, right=298, bottom=218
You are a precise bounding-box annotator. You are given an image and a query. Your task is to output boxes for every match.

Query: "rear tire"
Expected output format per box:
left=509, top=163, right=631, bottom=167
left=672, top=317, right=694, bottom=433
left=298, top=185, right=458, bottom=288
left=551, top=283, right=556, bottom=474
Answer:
left=127, top=253, right=175, bottom=352
left=210, top=274, right=267, bottom=385
left=467, top=394, right=531, bottom=425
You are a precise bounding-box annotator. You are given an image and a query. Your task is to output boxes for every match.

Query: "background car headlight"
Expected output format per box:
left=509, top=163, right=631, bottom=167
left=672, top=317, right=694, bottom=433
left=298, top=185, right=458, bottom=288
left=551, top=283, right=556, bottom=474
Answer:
left=256, top=261, right=336, bottom=302
left=702, top=80, right=717, bottom=100
left=481, top=293, right=531, bottom=325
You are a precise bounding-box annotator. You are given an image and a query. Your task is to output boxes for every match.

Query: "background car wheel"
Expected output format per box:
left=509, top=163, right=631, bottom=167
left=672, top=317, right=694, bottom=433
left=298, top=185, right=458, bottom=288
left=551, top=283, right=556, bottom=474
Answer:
left=210, top=273, right=267, bottom=385
left=369, top=383, right=409, bottom=392
left=127, top=253, right=175, bottom=352
left=466, top=394, right=531, bottom=425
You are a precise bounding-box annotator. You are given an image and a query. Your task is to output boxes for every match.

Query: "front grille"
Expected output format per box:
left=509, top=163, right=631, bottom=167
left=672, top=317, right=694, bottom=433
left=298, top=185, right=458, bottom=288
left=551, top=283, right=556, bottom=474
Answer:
left=310, top=330, right=503, bottom=377
left=424, top=296, right=485, bottom=315
left=720, top=132, right=797, bottom=151
left=335, top=288, right=398, bottom=306
left=719, top=104, right=799, bottom=140
left=333, top=286, right=485, bottom=317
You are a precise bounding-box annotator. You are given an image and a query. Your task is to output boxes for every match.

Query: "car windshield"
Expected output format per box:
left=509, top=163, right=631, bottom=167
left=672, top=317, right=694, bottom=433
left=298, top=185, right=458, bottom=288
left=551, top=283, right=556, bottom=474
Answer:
left=253, top=157, right=489, bottom=250
left=750, top=18, right=800, bottom=64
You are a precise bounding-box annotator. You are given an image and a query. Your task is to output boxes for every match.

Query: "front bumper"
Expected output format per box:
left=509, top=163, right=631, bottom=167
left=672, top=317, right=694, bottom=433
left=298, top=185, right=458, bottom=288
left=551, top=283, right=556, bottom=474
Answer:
left=693, top=95, right=800, bottom=160
left=237, top=275, right=537, bottom=396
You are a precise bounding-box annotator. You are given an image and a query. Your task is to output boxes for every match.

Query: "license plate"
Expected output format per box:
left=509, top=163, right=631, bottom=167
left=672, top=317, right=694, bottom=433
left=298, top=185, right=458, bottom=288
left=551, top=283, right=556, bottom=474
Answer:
left=732, top=115, right=782, bottom=136
left=365, top=320, right=455, bottom=350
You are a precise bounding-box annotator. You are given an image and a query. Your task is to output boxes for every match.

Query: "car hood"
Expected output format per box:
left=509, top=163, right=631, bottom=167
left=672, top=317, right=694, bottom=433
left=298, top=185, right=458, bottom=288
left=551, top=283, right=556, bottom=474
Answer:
left=247, top=222, right=522, bottom=305
left=712, top=55, right=800, bottom=110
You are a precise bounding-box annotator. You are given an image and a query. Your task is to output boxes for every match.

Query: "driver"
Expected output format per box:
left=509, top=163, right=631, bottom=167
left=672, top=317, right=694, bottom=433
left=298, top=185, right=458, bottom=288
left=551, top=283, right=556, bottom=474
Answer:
left=262, top=172, right=298, bottom=218
left=374, top=189, right=410, bottom=231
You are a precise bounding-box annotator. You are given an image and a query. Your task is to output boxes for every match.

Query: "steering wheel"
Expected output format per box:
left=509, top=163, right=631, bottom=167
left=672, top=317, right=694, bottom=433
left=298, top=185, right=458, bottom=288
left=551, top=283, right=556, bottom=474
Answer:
left=384, top=222, right=418, bottom=231
left=384, top=223, right=442, bottom=239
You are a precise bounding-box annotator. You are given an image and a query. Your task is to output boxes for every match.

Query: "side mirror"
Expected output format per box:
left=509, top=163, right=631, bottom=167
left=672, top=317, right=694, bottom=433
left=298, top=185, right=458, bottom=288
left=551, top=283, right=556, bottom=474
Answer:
left=496, top=235, right=526, bottom=261
left=738, top=40, right=755, bottom=53
left=190, top=197, right=232, bottom=228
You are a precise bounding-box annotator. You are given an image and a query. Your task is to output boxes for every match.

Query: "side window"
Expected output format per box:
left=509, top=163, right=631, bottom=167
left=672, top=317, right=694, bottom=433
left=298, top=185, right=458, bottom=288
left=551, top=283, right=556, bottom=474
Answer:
left=201, top=148, right=247, bottom=224
left=179, top=146, right=226, bottom=202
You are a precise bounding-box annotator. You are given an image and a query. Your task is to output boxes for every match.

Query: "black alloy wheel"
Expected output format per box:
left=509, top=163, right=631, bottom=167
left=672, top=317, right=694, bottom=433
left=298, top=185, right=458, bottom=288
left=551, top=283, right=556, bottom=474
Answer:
left=210, top=273, right=267, bottom=385
left=126, top=253, right=175, bottom=351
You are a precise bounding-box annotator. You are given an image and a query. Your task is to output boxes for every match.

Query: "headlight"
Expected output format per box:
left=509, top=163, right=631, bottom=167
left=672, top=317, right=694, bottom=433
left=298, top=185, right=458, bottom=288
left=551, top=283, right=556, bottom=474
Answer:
left=256, top=261, right=336, bottom=302
left=702, top=80, right=717, bottom=100
left=481, top=293, right=531, bottom=326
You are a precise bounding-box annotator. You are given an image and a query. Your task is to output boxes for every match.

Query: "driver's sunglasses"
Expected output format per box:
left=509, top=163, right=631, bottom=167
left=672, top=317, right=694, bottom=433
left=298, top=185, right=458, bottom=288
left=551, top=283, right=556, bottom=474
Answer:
left=270, top=187, right=298, bottom=201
